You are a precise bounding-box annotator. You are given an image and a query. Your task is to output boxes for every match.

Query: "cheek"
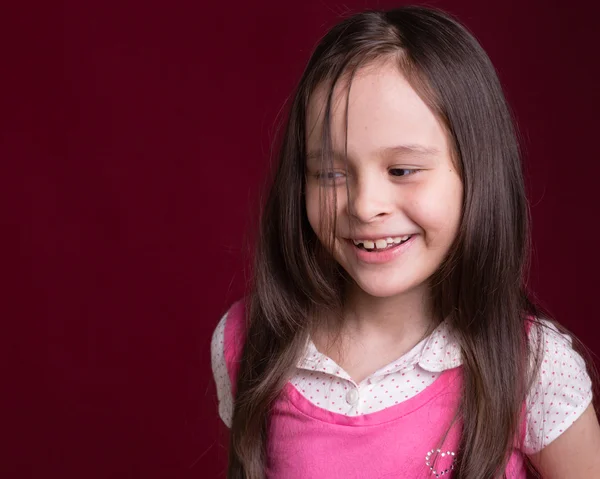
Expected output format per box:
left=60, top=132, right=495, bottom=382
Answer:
left=305, top=185, right=345, bottom=234
left=412, top=180, right=463, bottom=237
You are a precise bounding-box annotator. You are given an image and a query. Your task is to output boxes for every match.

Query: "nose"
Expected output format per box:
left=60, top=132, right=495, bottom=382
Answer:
left=347, top=175, right=393, bottom=223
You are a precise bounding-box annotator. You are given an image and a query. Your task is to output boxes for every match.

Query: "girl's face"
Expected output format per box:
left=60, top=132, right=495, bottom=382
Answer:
left=304, top=59, right=463, bottom=300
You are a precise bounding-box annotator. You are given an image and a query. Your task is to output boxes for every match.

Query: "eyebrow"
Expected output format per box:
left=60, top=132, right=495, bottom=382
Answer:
left=306, top=144, right=440, bottom=163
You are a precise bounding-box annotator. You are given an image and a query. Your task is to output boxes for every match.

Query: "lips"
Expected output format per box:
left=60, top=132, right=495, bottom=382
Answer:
left=344, top=235, right=416, bottom=265
left=353, top=235, right=413, bottom=251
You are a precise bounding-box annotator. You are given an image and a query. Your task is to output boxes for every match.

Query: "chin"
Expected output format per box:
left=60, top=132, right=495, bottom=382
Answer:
left=352, top=276, right=417, bottom=299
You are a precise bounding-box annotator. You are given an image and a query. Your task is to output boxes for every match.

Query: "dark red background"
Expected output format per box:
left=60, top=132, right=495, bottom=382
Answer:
left=3, top=1, right=599, bottom=478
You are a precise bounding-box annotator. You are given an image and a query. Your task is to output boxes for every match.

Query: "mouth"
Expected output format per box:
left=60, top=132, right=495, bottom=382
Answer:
left=343, top=235, right=416, bottom=264
left=350, top=235, right=413, bottom=252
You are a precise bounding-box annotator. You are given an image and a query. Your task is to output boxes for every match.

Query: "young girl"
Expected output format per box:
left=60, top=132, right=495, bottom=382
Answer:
left=211, top=5, right=600, bottom=478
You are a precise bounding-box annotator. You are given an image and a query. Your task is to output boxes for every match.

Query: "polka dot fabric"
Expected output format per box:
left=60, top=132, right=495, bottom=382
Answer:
left=523, top=321, right=593, bottom=454
left=290, top=320, right=461, bottom=416
left=210, top=311, right=233, bottom=427
left=210, top=309, right=593, bottom=454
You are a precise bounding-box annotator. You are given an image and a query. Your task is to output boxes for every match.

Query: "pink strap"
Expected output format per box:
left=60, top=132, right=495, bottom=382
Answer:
left=223, top=299, right=247, bottom=396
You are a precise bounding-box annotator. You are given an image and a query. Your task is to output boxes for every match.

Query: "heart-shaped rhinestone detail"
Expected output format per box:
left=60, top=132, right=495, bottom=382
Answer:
left=425, top=448, right=457, bottom=477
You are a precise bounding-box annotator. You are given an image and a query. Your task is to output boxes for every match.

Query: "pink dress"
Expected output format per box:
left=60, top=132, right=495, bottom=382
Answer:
left=222, top=300, right=528, bottom=478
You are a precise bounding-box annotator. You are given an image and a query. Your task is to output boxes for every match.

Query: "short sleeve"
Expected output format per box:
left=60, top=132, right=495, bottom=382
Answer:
left=211, top=310, right=233, bottom=428
left=523, top=319, right=593, bottom=454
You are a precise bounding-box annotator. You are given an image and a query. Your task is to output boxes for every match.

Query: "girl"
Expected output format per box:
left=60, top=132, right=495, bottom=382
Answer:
left=211, top=5, right=600, bottom=478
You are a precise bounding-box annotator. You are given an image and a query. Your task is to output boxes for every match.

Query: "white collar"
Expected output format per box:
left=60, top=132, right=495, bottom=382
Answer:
left=297, top=319, right=462, bottom=378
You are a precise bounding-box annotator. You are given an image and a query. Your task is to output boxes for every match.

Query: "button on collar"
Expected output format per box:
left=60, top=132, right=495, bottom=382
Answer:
left=345, top=388, right=359, bottom=405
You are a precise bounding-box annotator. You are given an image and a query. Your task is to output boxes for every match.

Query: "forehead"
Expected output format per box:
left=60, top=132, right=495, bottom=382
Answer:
left=305, top=59, right=449, bottom=160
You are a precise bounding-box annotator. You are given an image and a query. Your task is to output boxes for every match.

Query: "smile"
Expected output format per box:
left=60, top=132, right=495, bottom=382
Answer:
left=344, top=235, right=416, bottom=265
left=351, top=235, right=412, bottom=251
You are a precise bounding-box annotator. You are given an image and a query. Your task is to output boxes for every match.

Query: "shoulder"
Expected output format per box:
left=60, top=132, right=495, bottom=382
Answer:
left=523, top=318, right=594, bottom=454
left=210, top=298, right=246, bottom=428
left=211, top=299, right=246, bottom=358
left=210, top=307, right=229, bottom=382
left=526, top=318, right=589, bottom=376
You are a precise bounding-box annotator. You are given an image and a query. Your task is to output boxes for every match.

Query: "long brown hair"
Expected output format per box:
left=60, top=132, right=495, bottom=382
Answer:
left=227, top=6, right=597, bottom=478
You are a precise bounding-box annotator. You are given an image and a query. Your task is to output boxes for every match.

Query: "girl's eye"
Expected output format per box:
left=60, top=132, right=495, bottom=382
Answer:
left=389, top=168, right=417, bottom=177
left=315, top=171, right=345, bottom=183
left=313, top=168, right=418, bottom=184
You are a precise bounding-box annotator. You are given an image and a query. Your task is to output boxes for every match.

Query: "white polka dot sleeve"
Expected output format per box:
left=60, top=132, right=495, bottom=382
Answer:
left=210, top=310, right=233, bottom=428
left=524, top=319, right=593, bottom=454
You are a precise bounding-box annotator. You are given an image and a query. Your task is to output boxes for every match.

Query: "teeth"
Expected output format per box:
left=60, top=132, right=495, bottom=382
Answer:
left=352, top=235, right=412, bottom=249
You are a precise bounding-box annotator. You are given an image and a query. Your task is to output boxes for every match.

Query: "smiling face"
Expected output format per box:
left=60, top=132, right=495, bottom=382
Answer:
left=304, top=58, right=463, bottom=301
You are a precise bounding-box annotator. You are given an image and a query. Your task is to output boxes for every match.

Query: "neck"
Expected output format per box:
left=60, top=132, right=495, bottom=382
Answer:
left=342, top=282, right=437, bottom=341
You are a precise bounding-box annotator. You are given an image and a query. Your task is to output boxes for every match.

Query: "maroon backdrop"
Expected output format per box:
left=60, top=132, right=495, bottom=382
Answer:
left=4, top=1, right=599, bottom=478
